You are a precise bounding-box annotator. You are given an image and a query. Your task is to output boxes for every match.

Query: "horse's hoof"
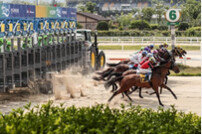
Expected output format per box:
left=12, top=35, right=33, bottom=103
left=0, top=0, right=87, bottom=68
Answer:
left=139, top=96, right=143, bottom=98
left=160, top=103, right=164, bottom=107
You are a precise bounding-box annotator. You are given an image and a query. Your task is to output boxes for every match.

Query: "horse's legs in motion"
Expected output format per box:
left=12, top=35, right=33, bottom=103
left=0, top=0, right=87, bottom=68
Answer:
left=128, top=87, right=143, bottom=98
left=139, top=88, right=143, bottom=98
left=128, top=86, right=138, bottom=94
left=124, top=91, right=133, bottom=101
left=160, top=75, right=168, bottom=94
left=108, top=91, right=119, bottom=102
left=111, top=84, right=118, bottom=92
left=161, top=84, right=177, bottom=99
left=152, top=86, right=164, bottom=106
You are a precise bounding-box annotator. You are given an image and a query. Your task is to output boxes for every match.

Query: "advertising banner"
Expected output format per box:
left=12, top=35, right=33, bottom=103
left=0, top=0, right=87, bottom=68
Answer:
left=36, top=5, right=47, bottom=18
left=22, top=5, right=35, bottom=18
left=47, top=6, right=57, bottom=18
left=60, top=7, right=68, bottom=18
left=67, top=8, right=77, bottom=20
left=0, top=3, right=11, bottom=17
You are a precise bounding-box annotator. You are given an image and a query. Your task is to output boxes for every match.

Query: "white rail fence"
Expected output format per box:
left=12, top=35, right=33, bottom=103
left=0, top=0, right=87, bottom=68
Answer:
left=97, top=37, right=201, bottom=45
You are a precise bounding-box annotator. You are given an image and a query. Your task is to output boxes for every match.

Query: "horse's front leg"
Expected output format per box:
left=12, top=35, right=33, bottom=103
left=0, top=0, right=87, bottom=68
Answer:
left=152, top=86, right=164, bottom=106
left=124, top=91, right=133, bottom=102
left=139, top=87, right=143, bottom=98
left=161, top=84, right=177, bottom=99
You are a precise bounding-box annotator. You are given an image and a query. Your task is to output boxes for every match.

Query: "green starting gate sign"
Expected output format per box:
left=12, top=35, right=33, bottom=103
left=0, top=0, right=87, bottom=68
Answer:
left=165, top=9, right=181, bottom=25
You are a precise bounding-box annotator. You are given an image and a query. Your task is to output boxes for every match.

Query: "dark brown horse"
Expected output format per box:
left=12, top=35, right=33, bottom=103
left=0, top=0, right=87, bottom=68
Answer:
left=107, top=59, right=179, bottom=106
left=93, top=64, right=130, bottom=81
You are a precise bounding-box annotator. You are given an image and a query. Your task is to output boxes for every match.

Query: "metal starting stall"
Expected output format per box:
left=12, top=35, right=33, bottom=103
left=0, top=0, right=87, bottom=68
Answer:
left=0, top=4, right=89, bottom=92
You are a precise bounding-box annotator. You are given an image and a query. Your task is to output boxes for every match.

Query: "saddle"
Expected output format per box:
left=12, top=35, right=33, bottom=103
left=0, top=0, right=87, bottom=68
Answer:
left=140, top=73, right=151, bottom=83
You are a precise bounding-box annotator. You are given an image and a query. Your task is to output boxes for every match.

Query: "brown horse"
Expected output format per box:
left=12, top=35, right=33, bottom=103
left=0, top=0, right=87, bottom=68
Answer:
left=107, top=59, right=179, bottom=106
left=93, top=64, right=130, bottom=81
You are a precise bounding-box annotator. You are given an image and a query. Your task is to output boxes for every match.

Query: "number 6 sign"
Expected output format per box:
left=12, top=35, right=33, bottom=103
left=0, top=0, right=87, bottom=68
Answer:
left=165, top=9, right=181, bottom=23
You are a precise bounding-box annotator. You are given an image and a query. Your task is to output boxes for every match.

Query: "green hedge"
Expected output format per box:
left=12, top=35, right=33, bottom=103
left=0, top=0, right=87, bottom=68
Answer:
left=130, top=20, right=151, bottom=30
left=98, top=30, right=201, bottom=37
left=186, top=27, right=201, bottom=37
left=0, top=102, right=200, bottom=133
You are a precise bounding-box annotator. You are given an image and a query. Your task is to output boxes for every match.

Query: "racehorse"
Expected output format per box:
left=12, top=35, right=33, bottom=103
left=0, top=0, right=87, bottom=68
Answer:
left=94, top=48, right=172, bottom=81
left=107, top=59, right=179, bottom=106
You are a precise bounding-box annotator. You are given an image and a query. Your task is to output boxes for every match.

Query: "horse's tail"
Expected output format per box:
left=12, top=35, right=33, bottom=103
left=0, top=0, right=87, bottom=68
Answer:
left=102, top=68, right=114, bottom=78
left=107, top=63, right=119, bottom=67
left=104, top=76, right=123, bottom=89
left=107, top=72, right=123, bottom=80
left=92, top=76, right=103, bottom=81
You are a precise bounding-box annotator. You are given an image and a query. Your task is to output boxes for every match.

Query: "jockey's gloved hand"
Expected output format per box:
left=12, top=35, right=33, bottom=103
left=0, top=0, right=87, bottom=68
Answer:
left=148, top=63, right=154, bottom=69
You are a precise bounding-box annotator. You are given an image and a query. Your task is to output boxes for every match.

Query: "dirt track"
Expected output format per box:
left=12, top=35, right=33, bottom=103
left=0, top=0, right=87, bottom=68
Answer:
left=0, top=72, right=200, bottom=116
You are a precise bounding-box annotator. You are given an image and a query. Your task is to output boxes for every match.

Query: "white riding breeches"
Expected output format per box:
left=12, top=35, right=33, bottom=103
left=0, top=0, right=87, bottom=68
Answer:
left=136, top=68, right=152, bottom=74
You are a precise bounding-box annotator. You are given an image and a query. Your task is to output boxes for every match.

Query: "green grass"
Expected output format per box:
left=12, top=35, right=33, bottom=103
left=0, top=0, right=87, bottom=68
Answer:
left=170, top=64, right=201, bottom=76
left=0, top=102, right=200, bottom=134
left=99, top=45, right=200, bottom=51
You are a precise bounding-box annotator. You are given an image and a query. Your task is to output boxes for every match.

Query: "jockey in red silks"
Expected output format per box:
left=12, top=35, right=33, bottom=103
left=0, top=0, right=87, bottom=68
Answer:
left=129, top=50, right=147, bottom=69
left=136, top=57, right=157, bottom=75
left=139, top=53, right=153, bottom=67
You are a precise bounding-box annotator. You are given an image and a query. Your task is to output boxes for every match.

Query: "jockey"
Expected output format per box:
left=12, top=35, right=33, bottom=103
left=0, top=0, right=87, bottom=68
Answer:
left=159, top=44, right=164, bottom=49
left=163, top=43, right=168, bottom=48
left=144, top=47, right=150, bottom=53
left=139, top=53, right=153, bottom=66
left=131, top=47, right=145, bottom=56
left=136, top=57, right=157, bottom=80
left=129, top=50, right=147, bottom=69
left=144, top=44, right=154, bottom=53
left=149, top=44, right=154, bottom=51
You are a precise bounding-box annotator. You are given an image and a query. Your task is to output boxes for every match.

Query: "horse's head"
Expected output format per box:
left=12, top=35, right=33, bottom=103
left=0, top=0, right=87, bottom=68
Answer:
left=158, top=48, right=172, bottom=62
left=172, top=47, right=187, bottom=58
left=160, top=58, right=180, bottom=74
left=165, top=59, right=180, bottom=73
left=170, top=62, right=180, bottom=74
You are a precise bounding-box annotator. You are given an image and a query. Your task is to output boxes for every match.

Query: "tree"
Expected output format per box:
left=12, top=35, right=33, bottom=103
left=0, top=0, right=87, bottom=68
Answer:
left=77, top=1, right=96, bottom=13
left=97, top=21, right=109, bottom=30
left=155, top=2, right=166, bottom=25
left=142, top=7, right=155, bottom=22
left=116, top=13, right=134, bottom=29
left=77, top=22, right=83, bottom=29
left=180, top=0, right=201, bottom=27
left=86, top=1, right=96, bottom=13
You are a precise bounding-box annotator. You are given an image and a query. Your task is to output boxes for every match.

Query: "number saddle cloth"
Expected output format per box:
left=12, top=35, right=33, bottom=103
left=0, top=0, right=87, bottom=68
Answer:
left=139, top=73, right=151, bottom=83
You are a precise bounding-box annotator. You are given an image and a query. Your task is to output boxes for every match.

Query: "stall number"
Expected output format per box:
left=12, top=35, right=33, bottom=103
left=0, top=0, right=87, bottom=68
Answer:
left=40, top=22, right=43, bottom=30
left=30, top=23, right=33, bottom=31
left=23, top=23, right=27, bottom=31
left=56, top=22, right=59, bottom=29
left=1, top=24, right=5, bottom=32
left=9, top=23, right=13, bottom=32
left=51, top=22, right=54, bottom=29
left=46, top=23, right=49, bottom=29
left=17, top=23, right=20, bottom=31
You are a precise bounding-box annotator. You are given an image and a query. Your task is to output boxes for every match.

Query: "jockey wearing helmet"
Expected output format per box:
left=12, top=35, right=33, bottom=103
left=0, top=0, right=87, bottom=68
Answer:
left=131, top=46, right=145, bottom=56
left=144, top=44, right=154, bottom=53
left=129, top=50, right=147, bottom=69
left=149, top=44, right=154, bottom=51
left=139, top=53, right=153, bottom=67
left=136, top=56, right=157, bottom=81
left=163, top=43, right=168, bottom=48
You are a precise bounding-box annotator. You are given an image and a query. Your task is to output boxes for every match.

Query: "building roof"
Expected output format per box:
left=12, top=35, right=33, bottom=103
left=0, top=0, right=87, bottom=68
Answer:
left=77, top=12, right=110, bottom=21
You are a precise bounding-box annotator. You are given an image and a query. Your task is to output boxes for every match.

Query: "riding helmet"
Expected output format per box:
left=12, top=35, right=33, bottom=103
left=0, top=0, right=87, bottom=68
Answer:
left=149, top=44, right=154, bottom=49
left=142, top=50, right=147, bottom=56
